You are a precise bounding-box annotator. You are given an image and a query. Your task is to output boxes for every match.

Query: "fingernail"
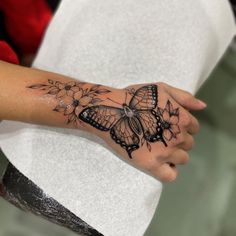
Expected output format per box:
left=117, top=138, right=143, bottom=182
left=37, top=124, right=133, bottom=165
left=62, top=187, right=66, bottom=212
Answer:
left=197, top=99, right=207, bottom=108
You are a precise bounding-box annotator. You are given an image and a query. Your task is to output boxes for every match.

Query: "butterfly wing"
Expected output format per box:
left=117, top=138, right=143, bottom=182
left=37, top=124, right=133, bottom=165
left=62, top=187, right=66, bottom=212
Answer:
left=129, top=84, right=157, bottom=110
left=110, top=117, right=140, bottom=158
left=138, top=110, right=165, bottom=143
left=79, top=105, right=122, bottom=131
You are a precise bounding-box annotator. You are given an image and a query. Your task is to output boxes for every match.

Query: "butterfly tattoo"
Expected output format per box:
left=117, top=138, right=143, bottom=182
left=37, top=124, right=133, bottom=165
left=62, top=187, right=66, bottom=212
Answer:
left=79, top=85, right=167, bottom=158
left=28, top=80, right=181, bottom=159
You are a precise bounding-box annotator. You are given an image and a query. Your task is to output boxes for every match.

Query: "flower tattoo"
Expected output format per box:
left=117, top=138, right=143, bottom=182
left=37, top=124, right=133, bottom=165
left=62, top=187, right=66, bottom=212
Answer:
left=28, top=82, right=181, bottom=158
left=28, top=79, right=111, bottom=126
left=158, top=100, right=180, bottom=141
left=54, top=81, right=81, bottom=98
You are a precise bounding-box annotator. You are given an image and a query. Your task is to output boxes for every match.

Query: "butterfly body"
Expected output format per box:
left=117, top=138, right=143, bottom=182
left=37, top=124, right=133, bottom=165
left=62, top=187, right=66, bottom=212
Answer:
left=121, top=104, right=143, bottom=135
left=79, top=85, right=166, bottom=158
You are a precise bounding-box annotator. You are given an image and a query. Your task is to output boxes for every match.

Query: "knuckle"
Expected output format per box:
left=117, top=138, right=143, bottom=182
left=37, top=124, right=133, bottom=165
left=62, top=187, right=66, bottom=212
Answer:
left=191, top=115, right=200, bottom=132
left=176, top=134, right=185, bottom=145
left=147, top=153, right=162, bottom=172
left=143, top=157, right=156, bottom=172
left=156, top=149, right=173, bottom=161
left=181, top=113, right=191, bottom=127
left=182, top=152, right=190, bottom=164
left=179, top=135, right=195, bottom=150
left=185, top=135, right=195, bottom=150
left=134, top=153, right=157, bottom=172
left=190, top=136, right=195, bottom=148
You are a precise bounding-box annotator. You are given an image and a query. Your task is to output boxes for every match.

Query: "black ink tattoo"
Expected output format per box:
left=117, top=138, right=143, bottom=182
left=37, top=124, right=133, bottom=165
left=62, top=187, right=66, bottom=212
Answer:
left=157, top=100, right=181, bottom=141
left=79, top=85, right=177, bottom=158
left=28, top=80, right=111, bottom=126
left=28, top=81, right=180, bottom=159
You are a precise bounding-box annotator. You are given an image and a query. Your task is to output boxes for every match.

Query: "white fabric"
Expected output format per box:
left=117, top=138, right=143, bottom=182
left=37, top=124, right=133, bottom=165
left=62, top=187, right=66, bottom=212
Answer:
left=0, top=0, right=235, bottom=235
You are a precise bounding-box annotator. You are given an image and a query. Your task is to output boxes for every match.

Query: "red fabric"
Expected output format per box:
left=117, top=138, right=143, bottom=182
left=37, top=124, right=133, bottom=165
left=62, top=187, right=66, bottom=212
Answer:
left=0, top=41, right=19, bottom=64
left=0, top=0, right=52, bottom=56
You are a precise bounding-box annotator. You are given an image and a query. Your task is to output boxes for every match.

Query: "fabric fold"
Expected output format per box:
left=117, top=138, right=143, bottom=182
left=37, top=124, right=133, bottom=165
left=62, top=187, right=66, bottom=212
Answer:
left=0, top=0, right=235, bottom=235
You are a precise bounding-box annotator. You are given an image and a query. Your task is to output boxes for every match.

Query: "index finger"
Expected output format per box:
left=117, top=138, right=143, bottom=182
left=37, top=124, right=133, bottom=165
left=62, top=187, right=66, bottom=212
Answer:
left=161, top=83, right=207, bottom=111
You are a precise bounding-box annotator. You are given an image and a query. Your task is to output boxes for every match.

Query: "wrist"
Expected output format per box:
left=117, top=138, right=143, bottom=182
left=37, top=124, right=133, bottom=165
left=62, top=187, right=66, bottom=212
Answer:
left=27, top=76, right=117, bottom=131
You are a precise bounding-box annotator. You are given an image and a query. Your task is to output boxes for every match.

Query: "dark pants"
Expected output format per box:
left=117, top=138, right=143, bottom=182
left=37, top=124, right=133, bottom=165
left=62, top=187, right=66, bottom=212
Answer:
left=0, top=160, right=103, bottom=236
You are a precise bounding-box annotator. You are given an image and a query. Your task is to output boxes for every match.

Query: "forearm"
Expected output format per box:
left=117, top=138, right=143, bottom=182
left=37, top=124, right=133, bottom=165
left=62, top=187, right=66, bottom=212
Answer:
left=0, top=60, right=115, bottom=131
left=0, top=60, right=205, bottom=182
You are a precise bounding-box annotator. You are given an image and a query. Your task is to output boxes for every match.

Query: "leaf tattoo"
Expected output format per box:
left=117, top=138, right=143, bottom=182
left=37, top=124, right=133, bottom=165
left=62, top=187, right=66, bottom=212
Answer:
left=28, top=81, right=180, bottom=158
left=28, top=79, right=111, bottom=126
left=79, top=85, right=177, bottom=158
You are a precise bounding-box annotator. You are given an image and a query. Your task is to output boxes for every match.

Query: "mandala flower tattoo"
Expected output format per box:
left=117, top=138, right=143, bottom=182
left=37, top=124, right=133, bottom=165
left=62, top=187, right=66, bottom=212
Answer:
left=158, top=100, right=180, bottom=141
left=28, top=81, right=181, bottom=158
left=28, top=79, right=111, bottom=125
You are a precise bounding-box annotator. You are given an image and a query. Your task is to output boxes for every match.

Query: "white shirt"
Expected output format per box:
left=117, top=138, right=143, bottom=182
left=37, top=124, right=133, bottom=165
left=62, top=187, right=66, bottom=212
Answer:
left=0, top=0, right=235, bottom=235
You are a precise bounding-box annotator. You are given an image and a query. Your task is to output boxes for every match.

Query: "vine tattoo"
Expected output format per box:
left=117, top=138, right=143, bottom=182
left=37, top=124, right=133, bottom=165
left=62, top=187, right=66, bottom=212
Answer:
left=28, top=81, right=180, bottom=158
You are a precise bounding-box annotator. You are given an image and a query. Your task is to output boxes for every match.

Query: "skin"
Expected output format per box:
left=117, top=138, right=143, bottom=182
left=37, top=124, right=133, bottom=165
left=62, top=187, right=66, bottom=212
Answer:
left=0, top=60, right=206, bottom=182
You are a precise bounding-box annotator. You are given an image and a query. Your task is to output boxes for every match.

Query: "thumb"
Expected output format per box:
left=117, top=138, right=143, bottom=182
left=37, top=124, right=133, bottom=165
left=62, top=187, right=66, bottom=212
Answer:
left=162, top=83, right=207, bottom=111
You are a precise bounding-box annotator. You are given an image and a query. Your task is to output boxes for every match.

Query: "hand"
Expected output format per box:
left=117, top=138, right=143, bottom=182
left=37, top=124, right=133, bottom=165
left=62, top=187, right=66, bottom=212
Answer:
left=79, top=82, right=205, bottom=182
left=6, top=62, right=205, bottom=183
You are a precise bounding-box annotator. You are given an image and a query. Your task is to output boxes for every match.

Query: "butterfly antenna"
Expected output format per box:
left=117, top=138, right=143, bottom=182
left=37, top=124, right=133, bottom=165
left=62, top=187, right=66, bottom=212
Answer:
left=107, top=98, right=122, bottom=106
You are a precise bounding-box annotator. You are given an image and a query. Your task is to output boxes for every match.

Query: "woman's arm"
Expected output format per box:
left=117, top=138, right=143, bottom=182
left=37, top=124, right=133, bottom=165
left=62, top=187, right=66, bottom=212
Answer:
left=0, top=60, right=113, bottom=129
left=0, top=60, right=206, bottom=182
